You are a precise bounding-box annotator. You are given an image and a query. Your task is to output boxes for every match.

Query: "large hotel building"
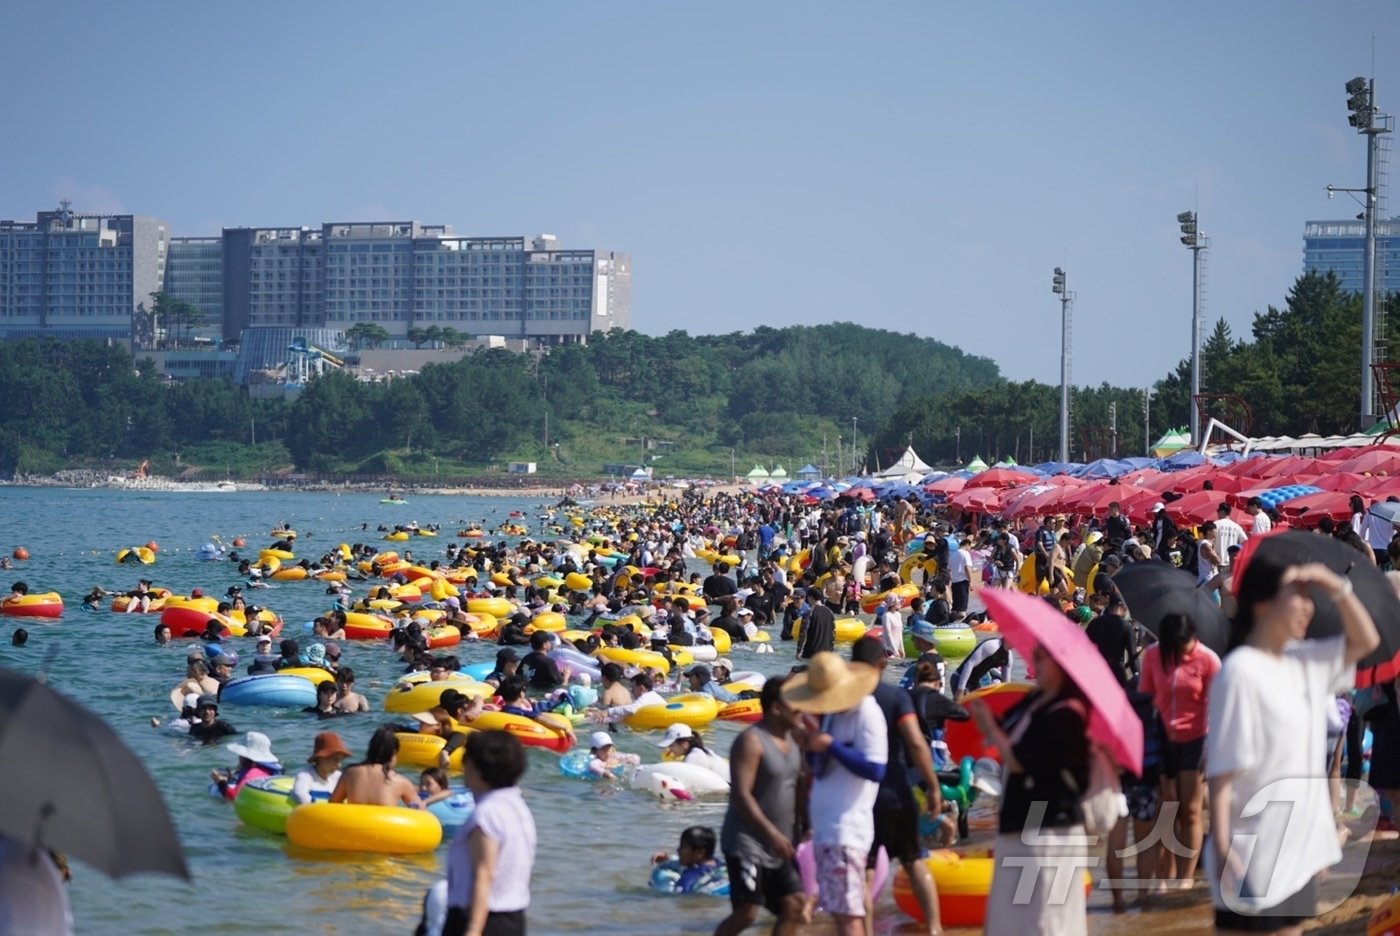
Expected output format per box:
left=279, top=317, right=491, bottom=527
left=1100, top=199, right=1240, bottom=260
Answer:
left=0, top=204, right=630, bottom=382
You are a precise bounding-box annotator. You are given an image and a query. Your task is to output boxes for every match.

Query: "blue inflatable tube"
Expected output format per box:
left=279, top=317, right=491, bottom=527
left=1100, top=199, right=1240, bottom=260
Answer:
left=219, top=674, right=318, bottom=708
left=459, top=661, right=494, bottom=682
left=427, top=790, right=476, bottom=836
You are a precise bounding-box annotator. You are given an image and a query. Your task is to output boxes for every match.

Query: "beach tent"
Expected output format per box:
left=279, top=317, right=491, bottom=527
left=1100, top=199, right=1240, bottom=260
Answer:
left=630, top=467, right=651, bottom=481
left=876, top=446, right=934, bottom=478
left=796, top=464, right=822, bottom=481
left=992, top=457, right=1019, bottom=468
left=769, top=465, right=789, bottom=479
left=1150, top=428, right=1192, bottom=458
left=965, top=455, right=990, bottom=473
left=745, top=465, right=770, bottom=481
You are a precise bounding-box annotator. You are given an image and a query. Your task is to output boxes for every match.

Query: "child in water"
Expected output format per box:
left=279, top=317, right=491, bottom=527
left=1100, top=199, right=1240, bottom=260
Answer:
left=649, top=826, right=729, bottom=896
left=418, top=767, right=455, bottom=806
left=588, top=731, right=640, bottom=778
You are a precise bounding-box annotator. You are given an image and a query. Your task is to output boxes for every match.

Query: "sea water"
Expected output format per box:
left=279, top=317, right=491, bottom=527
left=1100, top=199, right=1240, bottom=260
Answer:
left=0, top=487, right=795, bottom=934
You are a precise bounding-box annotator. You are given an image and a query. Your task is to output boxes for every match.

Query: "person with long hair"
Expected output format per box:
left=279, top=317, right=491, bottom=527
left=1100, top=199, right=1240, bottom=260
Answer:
left=331, top=724, right=422, bottom=808
left=971, top=643, right=1090, bottom=935
left=1206, top=556, right=1379, bottom=934
left=1137, top=613, right=1220, bottom=889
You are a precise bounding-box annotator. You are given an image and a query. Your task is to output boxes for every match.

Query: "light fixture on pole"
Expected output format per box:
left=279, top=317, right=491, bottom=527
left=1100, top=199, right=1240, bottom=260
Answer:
left=1331, top=76, right=1392, bottom=429
left=1177, top=211, right=1206, bottom=445
left=1051, top=267, right=1072, bottom=463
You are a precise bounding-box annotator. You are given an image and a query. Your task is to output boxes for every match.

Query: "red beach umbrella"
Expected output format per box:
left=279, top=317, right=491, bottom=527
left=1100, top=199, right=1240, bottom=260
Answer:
left=1331, top=447, right=1400, bottom=476
left=965, top=467, right=1040, bottom=489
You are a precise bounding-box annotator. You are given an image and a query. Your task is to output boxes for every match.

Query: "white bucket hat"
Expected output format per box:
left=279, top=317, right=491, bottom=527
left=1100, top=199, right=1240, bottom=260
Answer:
left=657, top=723, right=694, bottom=747
left=226, top=731, right=280, bottom=766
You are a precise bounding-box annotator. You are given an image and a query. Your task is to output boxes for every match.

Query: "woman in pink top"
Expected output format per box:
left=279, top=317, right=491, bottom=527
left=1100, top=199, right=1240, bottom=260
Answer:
left=1138, top=613, right=1220, bottom=888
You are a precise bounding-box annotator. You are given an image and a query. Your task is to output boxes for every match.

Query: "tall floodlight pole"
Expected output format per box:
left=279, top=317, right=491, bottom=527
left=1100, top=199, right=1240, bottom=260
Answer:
left=1178, top=212, right=1205, bottom=445
left=1343, top=76, right=1391, bottom=428
left=1051, top=267, right=1072, bottom=463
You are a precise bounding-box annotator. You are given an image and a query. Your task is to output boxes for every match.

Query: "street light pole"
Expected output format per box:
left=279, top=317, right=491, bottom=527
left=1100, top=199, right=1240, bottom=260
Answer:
left=851, top=416, right=859, bottom=474
left=1178, top=212, right=1206, bottom=446
left=1051, top=267, right=1072, bottom=464
left=1342, top=76, right=1392, bottom=428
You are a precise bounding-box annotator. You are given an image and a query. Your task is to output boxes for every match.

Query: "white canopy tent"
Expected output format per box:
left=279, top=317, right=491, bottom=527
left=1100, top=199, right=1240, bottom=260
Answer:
left=875, top=446, right=934, bottom=478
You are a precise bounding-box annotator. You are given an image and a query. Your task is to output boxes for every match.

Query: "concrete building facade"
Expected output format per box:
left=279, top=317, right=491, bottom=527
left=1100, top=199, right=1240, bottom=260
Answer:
left=164, top=236, right=224, bottom=338
left=0, top=206, right=169, bottom=342
left=1302, top=218, right=1400, bottom=294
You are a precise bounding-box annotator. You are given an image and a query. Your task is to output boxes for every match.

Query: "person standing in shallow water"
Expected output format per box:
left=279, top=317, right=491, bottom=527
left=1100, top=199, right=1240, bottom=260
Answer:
left=1206, top=558, right=1378, bottom=935
left=445, top=730, right=537, bottom=936
left=714, top=676, right=807, bottom=936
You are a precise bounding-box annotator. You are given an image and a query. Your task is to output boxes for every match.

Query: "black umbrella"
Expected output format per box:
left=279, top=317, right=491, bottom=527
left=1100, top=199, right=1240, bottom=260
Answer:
left=1112, top=562, right=1232, bottom=656
left=0, top=667, right=188, bottom=879
left=1239, top=531, right=1400, bottom=688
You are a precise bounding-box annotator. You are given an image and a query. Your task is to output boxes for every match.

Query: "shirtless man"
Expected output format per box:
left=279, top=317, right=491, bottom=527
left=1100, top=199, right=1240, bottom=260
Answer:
left=333, top=666, right=370, bottom=713
left=169, top=657, right=220, bottom=710
left=330, top=725, right=422, bottom=808
left=598, top=662, right=633, bottom=709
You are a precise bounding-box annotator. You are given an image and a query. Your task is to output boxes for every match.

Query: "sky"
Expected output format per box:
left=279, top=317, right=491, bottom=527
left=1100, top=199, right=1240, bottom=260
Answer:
left=3, top=1, right=1399, bottom=388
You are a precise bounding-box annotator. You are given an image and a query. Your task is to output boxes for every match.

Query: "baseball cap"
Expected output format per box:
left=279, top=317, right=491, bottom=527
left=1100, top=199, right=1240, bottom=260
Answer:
left=910, top=619, right=937, bottom=644
left=736, top=607, right=754, bottom=617
left=496, top=647, right=520, bottom=663
left=1152, top=502, right=1165, bottom=513
left=657, top=723, right=694, bottom=747
left=713, top=657, right=734, bottom=674
left=685, top=664, right=712, bottom=680
left=256, top=634, right=273, bottom=647
left=590, top=731, right=614, bottom=749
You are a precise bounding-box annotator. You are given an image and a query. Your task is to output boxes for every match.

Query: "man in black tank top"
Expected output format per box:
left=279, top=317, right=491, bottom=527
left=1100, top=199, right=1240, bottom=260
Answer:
left=716, top=676, right=807, bottom=935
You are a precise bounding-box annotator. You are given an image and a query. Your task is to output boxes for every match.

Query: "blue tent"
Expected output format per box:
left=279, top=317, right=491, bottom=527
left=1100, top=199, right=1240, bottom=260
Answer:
left=1117, top=456, right=1156, bottom=470
left=1157, top=450, right=1207, bottom=471
left=1074, top=458, right=1130, bottom=480
left=1032, top=461, right=1077, bottom=476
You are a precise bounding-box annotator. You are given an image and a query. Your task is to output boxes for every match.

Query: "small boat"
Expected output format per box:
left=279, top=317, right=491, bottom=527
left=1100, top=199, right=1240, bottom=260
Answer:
left=215, top=481, right=237, bottom=492
left=381, top=498, right=408, bottom=505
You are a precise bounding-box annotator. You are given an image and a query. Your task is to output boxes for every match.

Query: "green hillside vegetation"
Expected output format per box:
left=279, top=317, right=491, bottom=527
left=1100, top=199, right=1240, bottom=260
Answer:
left=0, top=273, right=1387, bottom=478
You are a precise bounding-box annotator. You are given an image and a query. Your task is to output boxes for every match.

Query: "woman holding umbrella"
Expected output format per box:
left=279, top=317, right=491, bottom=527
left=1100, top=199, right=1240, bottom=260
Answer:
left=1206, top=556, right=1379, bottom=933
left=970, top=635, right=1092, bottom=935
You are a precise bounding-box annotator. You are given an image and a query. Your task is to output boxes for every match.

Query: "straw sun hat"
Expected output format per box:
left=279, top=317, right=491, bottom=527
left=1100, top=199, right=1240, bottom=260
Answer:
left=781, top=652, right=880, bottom=714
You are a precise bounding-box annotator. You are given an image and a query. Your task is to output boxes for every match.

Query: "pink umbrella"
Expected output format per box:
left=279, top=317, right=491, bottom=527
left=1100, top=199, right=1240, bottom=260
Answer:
left=965, top=467, right=1040, bottom=489
left=923, top=476, right=967, bottom=495
left=980, top=589, right=1143, bottom=776
left=1312, top=472, right=1368, bottom=492
left=1251, top=455, right=1328, bottom=479
left=1061, top=482, right=1149, bottom=518
left=949, top=486, right=1002, bottom=513
left=1331, top=446, right=1400, bottom=475
left=1280, top=491, right=1356, bottom=525
left=1010, top=483, right=1079, bottom=519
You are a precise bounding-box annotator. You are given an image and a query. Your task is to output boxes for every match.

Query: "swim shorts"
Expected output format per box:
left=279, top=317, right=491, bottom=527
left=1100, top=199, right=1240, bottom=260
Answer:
left=814, top=843, right=868, bottom=917
left=725, top=855, right=802, bottom=915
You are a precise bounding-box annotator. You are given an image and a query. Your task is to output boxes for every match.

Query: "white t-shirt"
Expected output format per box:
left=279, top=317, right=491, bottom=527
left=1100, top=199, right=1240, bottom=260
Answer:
left=1205, top=636, right=1352, bottom=912
left=947, top=548, right=971, bottom=584
left=447, top=786, right=536, bottom=912
left=1196, top=540, right=1219, bottom=585
left=1249, top=511, right=1272, bottom=536
left=808, top=695, right=888, bottom=852
left=1214, top=519, right=1247, bottom=564
left=291, top=766, right=341, bottom=804
left=1362, top=512, right=1395, bottom=551
left=605, top=689, right=665, bottom=720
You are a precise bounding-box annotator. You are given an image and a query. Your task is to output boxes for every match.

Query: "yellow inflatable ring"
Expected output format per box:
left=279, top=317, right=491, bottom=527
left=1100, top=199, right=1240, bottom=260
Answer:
left=277, top=667, right=335, bottom=686
left=466, top=597, right=513, bottom=619
left=834, top=617, right=867, bottom=643
left=383, top=678, right=492, bottom=714
left=624, top=693, right=721, bottom=730
left=898, top=556, right=939, bottom=585
left=260, top=548, right=295, bottom=562
left=596, top=647, right=670, bottom=675
left=394, top=732, right=463, bottom=770
left=286, top=803, right=441, bottom=854
left=270, top=567, right=308, bottom=581
left=527, top=611, right=567, bottom=633
left=563, top=572, right=592, bottom=591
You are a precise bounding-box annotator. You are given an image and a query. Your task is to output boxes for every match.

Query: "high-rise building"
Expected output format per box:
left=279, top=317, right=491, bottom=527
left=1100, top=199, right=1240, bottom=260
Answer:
left=0, top=206, right=169, bottom=342
left=0, top=204, right=630, bottom=353
left=164, top=236, right=224, bottom=338
left=1302, top=218, right=1400, bottom=293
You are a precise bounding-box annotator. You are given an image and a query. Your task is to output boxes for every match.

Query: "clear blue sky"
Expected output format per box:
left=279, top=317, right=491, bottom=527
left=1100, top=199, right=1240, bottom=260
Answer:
left=4, top=1, right=1398, bottom=388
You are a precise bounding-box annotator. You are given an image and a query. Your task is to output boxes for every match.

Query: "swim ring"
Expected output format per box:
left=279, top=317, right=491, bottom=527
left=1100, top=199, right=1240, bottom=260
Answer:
left=285, top=803, right=442, bottom=854
left=234, top=775, right=296, bottom=834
